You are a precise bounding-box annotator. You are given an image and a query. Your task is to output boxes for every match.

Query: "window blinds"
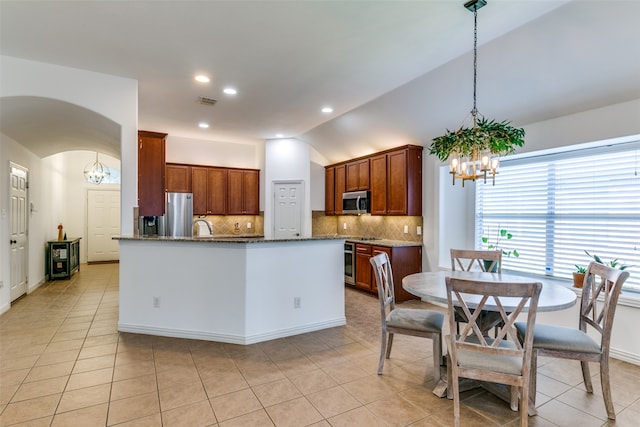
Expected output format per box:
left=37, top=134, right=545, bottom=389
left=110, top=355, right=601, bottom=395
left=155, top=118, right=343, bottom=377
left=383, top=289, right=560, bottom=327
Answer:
left=475, top=142, right=640, bottom=292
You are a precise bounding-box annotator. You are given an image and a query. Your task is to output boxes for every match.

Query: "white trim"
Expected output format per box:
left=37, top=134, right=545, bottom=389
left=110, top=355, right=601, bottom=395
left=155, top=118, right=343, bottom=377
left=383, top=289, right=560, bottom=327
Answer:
left=611, top=348, right=640, bottom=366
left=27, top=277, right=45, bottom=294
left=118, top=317, right=346, bottom=345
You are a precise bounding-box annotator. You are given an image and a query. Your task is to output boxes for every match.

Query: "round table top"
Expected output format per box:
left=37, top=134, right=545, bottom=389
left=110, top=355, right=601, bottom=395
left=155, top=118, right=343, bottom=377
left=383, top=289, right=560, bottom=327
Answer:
left=402, top=270, right=577, bottom=312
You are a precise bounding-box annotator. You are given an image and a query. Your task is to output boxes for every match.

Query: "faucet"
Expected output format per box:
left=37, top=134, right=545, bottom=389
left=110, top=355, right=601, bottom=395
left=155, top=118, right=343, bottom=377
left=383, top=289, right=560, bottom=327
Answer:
left=193, top=218, right=213, bottom=236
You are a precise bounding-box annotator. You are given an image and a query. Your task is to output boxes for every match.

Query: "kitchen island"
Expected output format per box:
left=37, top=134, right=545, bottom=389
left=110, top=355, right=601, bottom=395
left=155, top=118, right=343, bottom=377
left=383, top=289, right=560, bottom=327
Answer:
left=115, top=235, right=345, bottom=344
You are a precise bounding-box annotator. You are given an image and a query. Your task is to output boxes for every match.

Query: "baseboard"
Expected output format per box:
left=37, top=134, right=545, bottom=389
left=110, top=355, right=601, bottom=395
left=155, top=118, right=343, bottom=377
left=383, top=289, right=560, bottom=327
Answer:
left=28, top=278, right=46, bottom=293
left=117, top=317, right=347, bottom=345
left=0, top=302, right=10, bottom=315
left=611, top=348, right=640, bottom=366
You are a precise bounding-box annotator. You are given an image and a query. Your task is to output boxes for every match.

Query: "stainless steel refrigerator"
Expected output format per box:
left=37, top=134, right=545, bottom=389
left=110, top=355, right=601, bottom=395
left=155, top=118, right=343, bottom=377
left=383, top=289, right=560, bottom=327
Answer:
left=165, top=192, right=193, bottom=237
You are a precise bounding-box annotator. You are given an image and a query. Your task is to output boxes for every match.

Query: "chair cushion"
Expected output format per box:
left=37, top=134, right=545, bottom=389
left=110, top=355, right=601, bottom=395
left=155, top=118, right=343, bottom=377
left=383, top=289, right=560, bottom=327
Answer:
left=446, top=335, right=523, bottom=376
left=514, top=322, right=601, bottom=354
left=386, top=308, right=443, bottom=333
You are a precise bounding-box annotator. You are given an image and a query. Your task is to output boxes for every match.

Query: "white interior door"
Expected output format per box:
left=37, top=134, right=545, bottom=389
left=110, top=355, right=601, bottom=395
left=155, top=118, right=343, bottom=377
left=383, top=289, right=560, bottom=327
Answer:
left=274, top=181, right=303, bottom=239
left=10, top=163, right=28, bottom=302
left=87, top=190, right=121, bottom=262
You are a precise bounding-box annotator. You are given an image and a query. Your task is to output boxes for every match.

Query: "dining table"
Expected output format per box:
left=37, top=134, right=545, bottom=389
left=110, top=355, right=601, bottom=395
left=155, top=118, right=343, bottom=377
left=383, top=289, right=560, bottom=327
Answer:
left=402, top=270, right=578, bottom=401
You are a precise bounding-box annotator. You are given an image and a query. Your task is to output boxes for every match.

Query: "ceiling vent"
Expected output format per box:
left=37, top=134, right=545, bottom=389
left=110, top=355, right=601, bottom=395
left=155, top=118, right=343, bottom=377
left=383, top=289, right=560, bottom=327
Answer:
left=197, top=97, right=218, bottom=106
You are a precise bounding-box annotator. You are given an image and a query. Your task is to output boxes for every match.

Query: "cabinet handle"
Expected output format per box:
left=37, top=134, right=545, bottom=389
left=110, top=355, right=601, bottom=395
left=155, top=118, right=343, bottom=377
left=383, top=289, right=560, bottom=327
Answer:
left=10, top=239, right=17, bottom=244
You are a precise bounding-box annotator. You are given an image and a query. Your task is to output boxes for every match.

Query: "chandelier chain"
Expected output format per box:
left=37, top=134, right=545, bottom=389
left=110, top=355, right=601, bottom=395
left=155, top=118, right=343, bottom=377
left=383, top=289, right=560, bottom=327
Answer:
left=472, top=7, right=478, bottom=119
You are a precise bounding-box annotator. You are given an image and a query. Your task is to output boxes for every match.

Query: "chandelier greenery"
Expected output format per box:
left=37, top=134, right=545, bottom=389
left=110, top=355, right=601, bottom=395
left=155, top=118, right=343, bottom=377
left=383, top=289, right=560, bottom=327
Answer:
left=428, top=0, right=525, bottom=186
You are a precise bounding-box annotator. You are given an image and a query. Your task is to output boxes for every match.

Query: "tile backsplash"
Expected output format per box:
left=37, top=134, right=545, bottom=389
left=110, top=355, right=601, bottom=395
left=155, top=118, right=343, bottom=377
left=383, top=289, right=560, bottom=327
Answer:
left=195, top=214, right=264, bottom=236
left=312, top=211, right=423, bottom=242
left=195, top=212, right=422, bottom=241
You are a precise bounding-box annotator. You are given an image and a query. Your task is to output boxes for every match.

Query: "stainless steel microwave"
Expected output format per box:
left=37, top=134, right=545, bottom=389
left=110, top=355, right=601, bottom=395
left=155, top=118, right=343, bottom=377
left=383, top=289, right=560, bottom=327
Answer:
left=342, top=190, right=370, bottom=215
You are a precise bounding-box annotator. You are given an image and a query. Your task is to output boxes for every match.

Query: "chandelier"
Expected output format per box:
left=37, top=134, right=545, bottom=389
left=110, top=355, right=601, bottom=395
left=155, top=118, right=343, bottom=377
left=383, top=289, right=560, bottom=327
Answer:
left=84, top=152, right=110, bottom=184
left=428, top=0, right=525, bottom=187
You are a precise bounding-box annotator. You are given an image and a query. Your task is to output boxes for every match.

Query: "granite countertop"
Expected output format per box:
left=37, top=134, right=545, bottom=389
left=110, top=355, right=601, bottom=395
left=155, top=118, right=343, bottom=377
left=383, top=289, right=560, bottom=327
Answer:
left=114, top=235, right=346, bottom=244
left=345, top=237, right=422, bottom=247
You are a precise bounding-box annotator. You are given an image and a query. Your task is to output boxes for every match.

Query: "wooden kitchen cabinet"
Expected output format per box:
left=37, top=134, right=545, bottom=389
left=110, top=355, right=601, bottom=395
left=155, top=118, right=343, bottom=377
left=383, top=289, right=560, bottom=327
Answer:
left=166, top=163, right=191, bottom=193
left=369, top=154, right=388, bottom=215
left=355, top=243, right=373, bottom=291
left=227, top=169, right=259, bottom=215
left=370, top=146, right=422, bottom=216
left=351, top=242, right=422, bottom=302
left=192, top=166, right=227, bottom=215
left=325, top=166, right=335, bottom=215
left=327, top=145, right=421, bottom=217
left=346, top=159, right=369, bottom=191
left=334, top=165, right=346, bottom=215
left=138, top=130, right=167, bottom=216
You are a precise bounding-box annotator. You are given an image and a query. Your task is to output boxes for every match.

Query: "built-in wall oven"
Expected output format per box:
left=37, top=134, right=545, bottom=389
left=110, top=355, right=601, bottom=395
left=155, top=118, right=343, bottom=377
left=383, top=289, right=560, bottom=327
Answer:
left=344, top=241, right=355, bottom=285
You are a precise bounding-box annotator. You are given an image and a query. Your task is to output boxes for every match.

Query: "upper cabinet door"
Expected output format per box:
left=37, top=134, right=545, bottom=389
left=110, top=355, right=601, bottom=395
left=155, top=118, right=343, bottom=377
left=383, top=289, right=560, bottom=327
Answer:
left=325, top=166, right=335, bottom=215
left=369, top=154, right=387, bottom=215
left=227, top=169, right=259, bottom=215
left=138, top=130, right=166, bottom=216
left=166, top=164, right=191, bottom=193
left=207, top=168, right=227, bottom=215
left=191, top=167, right=209, bottom=215
left=345, top=159, right=370, bottom=192
left=334, top=165, right=346, bottom=215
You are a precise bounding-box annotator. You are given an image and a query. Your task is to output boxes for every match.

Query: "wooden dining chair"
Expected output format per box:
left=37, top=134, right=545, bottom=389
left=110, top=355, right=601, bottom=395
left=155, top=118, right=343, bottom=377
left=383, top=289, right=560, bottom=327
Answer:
left=515, top=261, right=630, bottom=420
left=370, top=253, right=444, bottom=381
left=445, top=276, right=542, bottom=427
left=450, top=249, right=502, bottom=273
left=450, top=249, right=503, bottom=334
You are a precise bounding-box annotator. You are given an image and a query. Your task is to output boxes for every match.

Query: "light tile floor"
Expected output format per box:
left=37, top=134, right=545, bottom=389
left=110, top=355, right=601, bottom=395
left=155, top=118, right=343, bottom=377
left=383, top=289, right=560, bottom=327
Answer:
left=1, top=263, right=640, bottom=426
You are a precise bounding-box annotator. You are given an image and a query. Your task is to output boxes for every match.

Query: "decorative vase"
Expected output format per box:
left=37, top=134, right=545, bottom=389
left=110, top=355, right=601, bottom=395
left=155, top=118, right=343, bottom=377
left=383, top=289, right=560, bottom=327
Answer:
left=573, top=272, right=585, bottom=288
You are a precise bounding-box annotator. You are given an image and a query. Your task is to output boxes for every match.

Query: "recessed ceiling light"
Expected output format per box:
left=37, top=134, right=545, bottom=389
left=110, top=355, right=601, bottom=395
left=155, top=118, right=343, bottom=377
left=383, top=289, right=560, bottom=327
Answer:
left=223, top=87, right=237, bottom=95
left=195, top=75, right=210, bottom=83
left=198, top=122, right=210, bottom=129
left=321, top=106, right=333, bottom=114
left=275, top=133, right=284, bottom=138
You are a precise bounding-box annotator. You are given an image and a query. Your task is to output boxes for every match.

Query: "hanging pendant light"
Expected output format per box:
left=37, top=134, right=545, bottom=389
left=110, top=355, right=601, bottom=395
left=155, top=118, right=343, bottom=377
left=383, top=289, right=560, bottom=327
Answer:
left=428, top=0, right=525, bottom=187
left=84, top=152, right=110, bottom=184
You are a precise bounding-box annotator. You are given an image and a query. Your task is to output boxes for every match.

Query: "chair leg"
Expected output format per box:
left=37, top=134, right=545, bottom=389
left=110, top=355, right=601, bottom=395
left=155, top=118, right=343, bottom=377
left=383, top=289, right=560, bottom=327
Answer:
left=530, top=351, right=538, bottom=407
left=510, top=386, right=519, bottom=411
left=446, top=353, right=454, bottom=400
left=432, top=333, right=442, bottom=383
left=520, top=382, right=530, bottom=427
left=378, top=331, right=387, bottom=375
left=385, top=333, right=394, bottom=359
left=600, top=357, right=616, bottom=420
left=452, top=362, right=461, bottom=427
left=580, top=360, right=593, bottom=393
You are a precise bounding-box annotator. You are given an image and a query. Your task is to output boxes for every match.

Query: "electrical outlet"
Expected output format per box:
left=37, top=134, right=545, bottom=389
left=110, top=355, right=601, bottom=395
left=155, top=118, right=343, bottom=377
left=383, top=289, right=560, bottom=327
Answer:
left=294, top=297, right=301, bottom=309
left=247, top=222, right=252, bottom=229
left=153, top=296, right=160, bottom=308
left=417, top=226, right=422, bottom=235
left=343, top=223, right=347, bottom=230
left=404, top=225, right=409, bottom=233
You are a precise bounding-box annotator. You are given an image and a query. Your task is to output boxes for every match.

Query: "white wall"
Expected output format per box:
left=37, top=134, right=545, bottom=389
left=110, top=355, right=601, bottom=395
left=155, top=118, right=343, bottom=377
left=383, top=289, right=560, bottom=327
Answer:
left=40, top=151, right=121, bottom=263
left=264, top=139, right=312, bottom=238
left=1, top=56, right=136, bottom=314
left=0, top=55, right=138, bottom=235
left=0, top=134, right=44, bottom=313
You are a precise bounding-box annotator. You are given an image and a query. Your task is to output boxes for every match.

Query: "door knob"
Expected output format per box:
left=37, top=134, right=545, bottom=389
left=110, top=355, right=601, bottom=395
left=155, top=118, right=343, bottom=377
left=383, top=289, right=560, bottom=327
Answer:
left=10, top=239, right=17, bottom=244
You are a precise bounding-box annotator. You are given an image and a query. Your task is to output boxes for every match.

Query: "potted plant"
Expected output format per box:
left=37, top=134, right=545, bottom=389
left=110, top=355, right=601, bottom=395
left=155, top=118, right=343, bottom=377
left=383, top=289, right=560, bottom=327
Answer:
left=574, top=251, right=632, bottom=288
left=481, top=227, right=520, bottom=272
left=573, top=265, right=587, bottom=288
left=584, top=250, right=631, bottom=271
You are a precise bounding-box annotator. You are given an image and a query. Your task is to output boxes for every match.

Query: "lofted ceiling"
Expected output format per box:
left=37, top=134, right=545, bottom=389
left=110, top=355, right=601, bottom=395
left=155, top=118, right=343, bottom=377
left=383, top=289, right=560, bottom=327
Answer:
left=1, top=1, right=639, bottom=163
